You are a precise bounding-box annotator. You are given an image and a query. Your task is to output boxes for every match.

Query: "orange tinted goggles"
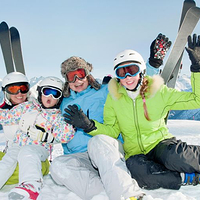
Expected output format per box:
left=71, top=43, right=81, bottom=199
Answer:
left=66, top=68, right=88, bottom=83
left=5, top=83, right=30, bottom=94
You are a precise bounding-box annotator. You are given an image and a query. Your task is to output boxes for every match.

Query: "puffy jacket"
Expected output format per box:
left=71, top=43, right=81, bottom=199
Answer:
left=0, top=101, right=18, bottom=148
left=60, top=85, right=108, bottom=154
left=0, top=98, right=75, bottom=152
left=90, top=73, right=200, bottom=159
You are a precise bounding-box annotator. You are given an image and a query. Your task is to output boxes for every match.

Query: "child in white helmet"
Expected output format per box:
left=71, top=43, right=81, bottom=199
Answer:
left=0, top=76, right=75, bottom=200
left=0, top=72, right=49, bottom=186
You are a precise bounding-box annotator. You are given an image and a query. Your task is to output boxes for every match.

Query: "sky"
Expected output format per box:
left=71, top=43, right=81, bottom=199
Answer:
left=1, top=0, right=200, bottom=81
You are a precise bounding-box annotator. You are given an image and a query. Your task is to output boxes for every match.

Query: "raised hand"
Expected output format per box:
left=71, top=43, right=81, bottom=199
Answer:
left=149, top=33, right=172, bottom=68
left=186, top=34, right=200, bottom=72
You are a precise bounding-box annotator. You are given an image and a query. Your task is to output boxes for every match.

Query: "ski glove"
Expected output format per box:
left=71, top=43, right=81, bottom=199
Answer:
left=149, top=33, right=172, bottom=68
left=63, top=104, right=97, bottom=133
left=186, top=34, right=200, bottom=72
left=27, top=125, right=54, bottom=143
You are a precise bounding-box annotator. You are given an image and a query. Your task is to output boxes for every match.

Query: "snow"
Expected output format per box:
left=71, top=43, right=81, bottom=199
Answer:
left=0, top=120, right=200, bottom=200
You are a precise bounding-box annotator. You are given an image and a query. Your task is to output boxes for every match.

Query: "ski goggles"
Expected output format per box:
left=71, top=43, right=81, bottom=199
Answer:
left=115, top=64, right=141, bottom=79
left=5, top=83, right=30, bottom=94
left=66, top=68, right=89, bottom=83
left=41, top=87, right=62, bottom=99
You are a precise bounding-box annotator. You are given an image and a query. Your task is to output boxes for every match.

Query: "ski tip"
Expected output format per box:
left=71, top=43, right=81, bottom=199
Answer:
left=0, top=21, right=8, bottom=25
left=183, top=0, right=196, bottom=9
left=10, top=27, right=18, bottom=32
left=181, top=6, right=200, bottom=21
left=184, top=0, right=196, bottom=4
left=10, top=27, right=20, bottom=39
left=0, top=21, right=9, bottom=30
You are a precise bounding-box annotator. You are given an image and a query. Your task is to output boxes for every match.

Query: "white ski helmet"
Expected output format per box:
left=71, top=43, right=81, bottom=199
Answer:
left=2, top=72, right=29, bottom=106
left=2, top=72, right=29, bottom=89
left=113, top=49, right=146, bottom=73
left=38, top=76, right=64, bottom=91
left=37, top=76, right=64, bottom=109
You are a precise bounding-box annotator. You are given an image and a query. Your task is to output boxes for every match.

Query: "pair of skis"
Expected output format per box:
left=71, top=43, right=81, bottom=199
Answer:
left=161, top=0, right=200, bottom=87
left=0, top=21, right=25, bottom=75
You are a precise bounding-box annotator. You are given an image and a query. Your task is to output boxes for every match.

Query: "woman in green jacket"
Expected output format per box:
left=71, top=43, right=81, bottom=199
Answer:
left=64, top=34, right=200, bottom=190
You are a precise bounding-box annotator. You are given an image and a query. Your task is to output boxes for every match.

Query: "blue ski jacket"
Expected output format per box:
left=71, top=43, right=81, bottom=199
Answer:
left=60, top=84, right=108, bottom=154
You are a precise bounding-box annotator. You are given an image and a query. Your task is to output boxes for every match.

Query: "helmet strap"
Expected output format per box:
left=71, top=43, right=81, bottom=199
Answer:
left=4, top=92, right=12, bottom=106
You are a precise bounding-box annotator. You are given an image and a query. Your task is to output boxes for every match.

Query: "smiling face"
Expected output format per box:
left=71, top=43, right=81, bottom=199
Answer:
left=68, top=77, right=89, bottom=93
left=41, top=95, right=59, bottom=108
left=119, top=74, right=140, bottom=90
left=116, top=61, right=140, bottom=90
left=10, top=92, right=27, bottom=105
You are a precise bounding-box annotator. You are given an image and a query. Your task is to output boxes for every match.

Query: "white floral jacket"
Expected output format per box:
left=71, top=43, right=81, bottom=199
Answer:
left=0, top=98, right=75, bottom=152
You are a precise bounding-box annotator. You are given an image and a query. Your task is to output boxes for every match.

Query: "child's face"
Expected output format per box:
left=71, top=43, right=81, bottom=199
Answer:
left=41, top=95, right=59, bottom=108
left=117, top=62, right=140, bottom=90
left=69, top=77, right=89, bottom=93
left=120, top=74, right=140, bottom=90
left=10, top=92, right=27, bottom=105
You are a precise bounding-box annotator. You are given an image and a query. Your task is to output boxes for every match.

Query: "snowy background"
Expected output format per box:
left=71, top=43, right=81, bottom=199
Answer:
left=0, top=75, right=200, bottom=200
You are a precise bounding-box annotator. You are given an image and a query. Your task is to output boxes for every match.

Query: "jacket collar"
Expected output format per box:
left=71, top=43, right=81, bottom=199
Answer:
left=108, top=75, right=164, bottom=100
left=70, top=86, right=93, bottom=99
left=31, top=98, right=60, bottom=114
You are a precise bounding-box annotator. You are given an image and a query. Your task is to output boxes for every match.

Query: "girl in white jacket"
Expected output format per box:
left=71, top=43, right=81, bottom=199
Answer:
left=0, top=76, right=75, bottom=200
left=0, top=72, right=49, bottom=186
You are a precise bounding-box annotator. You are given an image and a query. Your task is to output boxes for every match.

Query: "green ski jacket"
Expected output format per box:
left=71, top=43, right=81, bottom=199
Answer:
left=90, top=73, right=200, bottom=160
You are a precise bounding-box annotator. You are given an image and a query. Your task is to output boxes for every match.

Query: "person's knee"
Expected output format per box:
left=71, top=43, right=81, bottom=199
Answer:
left=88, top=135, right=117, bottom=152
left=88, top=135, right=104, bottom=153
left=126, top=155, right=181, bottom=190
left=89, top=135, right=108, bottom=145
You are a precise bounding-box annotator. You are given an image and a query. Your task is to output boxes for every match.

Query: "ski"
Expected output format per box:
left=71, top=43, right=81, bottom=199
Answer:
left=0, top=21, right=15, bottom=73
left=10, top=27, right=26, bottom=74
left=167, top=0, right=196, bottom=88
left=161, top=6, right=200, bottom=84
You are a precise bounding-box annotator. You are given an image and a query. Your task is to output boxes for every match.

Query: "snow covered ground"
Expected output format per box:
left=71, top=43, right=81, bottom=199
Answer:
left=0, top=120, right=200, bottom=200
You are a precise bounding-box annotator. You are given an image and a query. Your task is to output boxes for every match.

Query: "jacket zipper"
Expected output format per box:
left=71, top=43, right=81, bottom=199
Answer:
left=133, top=98, right=145, bottom=153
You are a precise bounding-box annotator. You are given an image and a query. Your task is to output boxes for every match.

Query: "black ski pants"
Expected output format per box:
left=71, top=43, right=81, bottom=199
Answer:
left=126, top=137, right=200, bottom=190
